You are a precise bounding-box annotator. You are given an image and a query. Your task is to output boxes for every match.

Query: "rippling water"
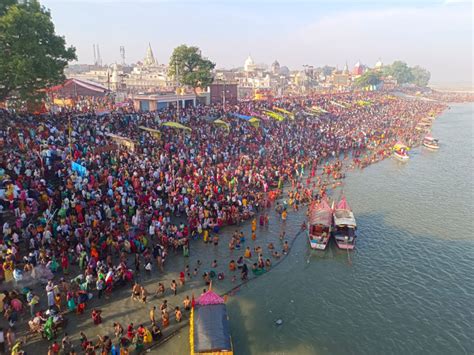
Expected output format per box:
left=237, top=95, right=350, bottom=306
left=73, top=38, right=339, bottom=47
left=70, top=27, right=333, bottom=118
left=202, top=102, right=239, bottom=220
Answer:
left=158, top=103, right=474, bottom=355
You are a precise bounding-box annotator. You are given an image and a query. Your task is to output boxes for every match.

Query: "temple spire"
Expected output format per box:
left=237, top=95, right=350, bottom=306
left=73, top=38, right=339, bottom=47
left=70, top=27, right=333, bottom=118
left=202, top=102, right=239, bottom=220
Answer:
left=144, top=43, right=156, bottom=66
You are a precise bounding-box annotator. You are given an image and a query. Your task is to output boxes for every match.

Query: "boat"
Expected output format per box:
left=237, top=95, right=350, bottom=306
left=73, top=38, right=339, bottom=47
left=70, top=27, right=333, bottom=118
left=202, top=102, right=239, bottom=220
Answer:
left=422, top=135, right=439, bottom=150
left=333, top=197, right=357, bottom=250
left=190, top=290, right=233, bottom=355
left=307, top=199, right=333, bottom=250
left=393, top=142, right=410, bottom=161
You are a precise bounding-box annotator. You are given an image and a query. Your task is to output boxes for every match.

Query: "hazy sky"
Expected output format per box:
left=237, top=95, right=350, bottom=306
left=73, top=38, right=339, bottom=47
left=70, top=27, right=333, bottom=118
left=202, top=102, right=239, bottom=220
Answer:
left=42, top=0, right=473, bottom=85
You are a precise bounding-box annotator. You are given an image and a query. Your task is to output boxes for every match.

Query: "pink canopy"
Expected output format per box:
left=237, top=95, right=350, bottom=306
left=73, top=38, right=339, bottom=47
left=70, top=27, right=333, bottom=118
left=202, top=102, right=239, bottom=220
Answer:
left=197, top=290, right=224, bottom=305
left=336, top=197, right=351, bottom=211
left=309, top=199, right=333, bottom=226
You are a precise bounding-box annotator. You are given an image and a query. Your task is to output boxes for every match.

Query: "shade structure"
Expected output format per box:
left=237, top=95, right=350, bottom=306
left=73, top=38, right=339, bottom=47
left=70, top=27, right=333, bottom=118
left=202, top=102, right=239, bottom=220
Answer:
left=193, top=304, right=232, bottom=353
left=263, top=110, right=285, bottom=121
left=273, top=107, right=295, bottom=119
left=213, top=119, right=230, bottom=130
left=161, top=121, right=192, bottom=132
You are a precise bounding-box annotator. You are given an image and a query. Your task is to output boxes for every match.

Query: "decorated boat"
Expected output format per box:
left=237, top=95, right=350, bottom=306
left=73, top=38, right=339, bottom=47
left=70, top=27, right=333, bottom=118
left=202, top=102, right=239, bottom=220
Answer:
left=422, top=135, right=439, bottom=150
left=333, top=197, right=357, bottom=250
left=307, top=199, right=333, bottom=250
left=190, top=290, right=233, bottom=355
left=393, top=142, right=410, bottom=161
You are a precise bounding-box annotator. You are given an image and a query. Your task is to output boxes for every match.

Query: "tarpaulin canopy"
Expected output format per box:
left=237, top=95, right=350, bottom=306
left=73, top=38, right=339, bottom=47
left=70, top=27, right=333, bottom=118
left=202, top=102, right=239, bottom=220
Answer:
left=161, top=121, right=192, bottom=131
left=273, top=107, right=295, bottom=119
left=263, top=110, right=285, bottom=121
left=106, top=133, right=136, bottom=151
left=231, top=113, right=252, bottom=121
left=308, top=199, right=332, bottom=226
left=334, top=197, right=356, bottom=227
left=193, top=304, right=232, bottom=353
left=213, top=119, right=230, bottom=130
left=393, top=142, right=410, bottom=150
left=139, top=126, right=162, bottom=138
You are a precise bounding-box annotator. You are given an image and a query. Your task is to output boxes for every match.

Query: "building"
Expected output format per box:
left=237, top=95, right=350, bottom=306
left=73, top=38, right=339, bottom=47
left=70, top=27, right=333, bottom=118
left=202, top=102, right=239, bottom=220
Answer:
left=210, top=82, right=238, bottom=105
left=66, top=44, right=173, bottom=93
left=132, top=91, right=197, bottom=111
left=271, top=60, right=280, bottom=75
left=48, top=78, right=109, bottom=97
left=244, top=55, right=256, bottom=72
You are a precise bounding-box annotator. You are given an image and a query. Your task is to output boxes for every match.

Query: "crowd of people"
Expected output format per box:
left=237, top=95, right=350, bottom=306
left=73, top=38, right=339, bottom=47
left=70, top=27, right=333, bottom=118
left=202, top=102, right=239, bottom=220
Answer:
left=0, top=90, right=449, bottom=353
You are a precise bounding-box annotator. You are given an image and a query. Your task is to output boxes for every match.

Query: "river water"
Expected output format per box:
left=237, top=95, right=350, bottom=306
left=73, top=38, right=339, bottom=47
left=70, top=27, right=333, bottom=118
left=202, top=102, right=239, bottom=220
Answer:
left=157, top=103, right=474, bottom=355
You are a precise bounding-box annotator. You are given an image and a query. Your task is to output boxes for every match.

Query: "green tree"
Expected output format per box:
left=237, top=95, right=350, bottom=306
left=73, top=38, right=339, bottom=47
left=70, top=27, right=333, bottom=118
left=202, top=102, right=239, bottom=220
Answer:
left=387, top=60, right=414, bottom=85
left=410, top=65, right=431, bottom=87
left=0, top=0, right=76, bottom=102
left=168, top=45, right=215, bottom=93
left=354, top=71, right=382, bottom=87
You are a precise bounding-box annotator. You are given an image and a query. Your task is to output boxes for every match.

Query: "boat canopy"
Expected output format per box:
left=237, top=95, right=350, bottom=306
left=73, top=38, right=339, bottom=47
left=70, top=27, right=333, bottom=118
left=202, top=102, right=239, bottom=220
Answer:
left=193, top=303, right=232, bottom=353
left=424, top=135, right=437, bottom=142
left=334, top=210, right=356, bottom=227
left=336, top=197, right=350, bottom=210
left=309, top=200, right=333, bottom=227
left=393, top=142, right=409, bottom=150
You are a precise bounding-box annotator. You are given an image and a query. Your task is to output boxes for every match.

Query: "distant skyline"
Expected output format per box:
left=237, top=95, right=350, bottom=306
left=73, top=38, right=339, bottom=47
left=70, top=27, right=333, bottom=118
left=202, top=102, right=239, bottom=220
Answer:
left=42, top=0, right=473, bottom=85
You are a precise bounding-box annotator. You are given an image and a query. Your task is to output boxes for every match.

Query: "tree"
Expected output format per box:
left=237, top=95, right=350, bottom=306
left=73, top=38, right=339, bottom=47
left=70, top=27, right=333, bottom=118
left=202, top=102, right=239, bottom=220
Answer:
left=410, top=65, right=431, bottom=87
left=354, top=71, right=382, bottom=88
left=0, top=0, right=76, bottom=102
left=168, top=45, right=215, bottom=94
left=387, top=60, right=413, bottom=85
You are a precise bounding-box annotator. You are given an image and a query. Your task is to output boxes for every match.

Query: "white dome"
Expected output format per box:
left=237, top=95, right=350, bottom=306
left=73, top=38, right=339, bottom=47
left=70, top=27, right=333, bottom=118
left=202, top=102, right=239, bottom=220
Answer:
left=245, top=55, right=254, bottom=66
left=244, top=55, right=255, bottom=71
left=375, top=59, right=383, bottom=68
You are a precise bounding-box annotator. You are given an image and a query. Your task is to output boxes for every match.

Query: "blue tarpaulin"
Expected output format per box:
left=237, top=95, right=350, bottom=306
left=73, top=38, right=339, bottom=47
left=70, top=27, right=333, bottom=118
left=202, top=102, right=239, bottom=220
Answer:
left=194, top=304, right=232, bottom=353
left=231, top=113, right=252, bottom=121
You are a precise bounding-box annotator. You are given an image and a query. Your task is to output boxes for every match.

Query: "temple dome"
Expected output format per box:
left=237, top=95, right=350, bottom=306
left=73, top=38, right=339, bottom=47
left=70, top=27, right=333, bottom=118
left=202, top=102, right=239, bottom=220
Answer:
left=244, top=55, right=255, bottom=72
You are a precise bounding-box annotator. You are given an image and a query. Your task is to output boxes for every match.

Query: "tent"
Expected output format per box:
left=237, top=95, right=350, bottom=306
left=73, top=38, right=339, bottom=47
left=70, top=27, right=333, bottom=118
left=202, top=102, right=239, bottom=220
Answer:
left=231, top=113, right=252, bottom=121
left=213, top=119, right=230, bottom=130
left=106, top=133, right=136, bottom=151
left=139, top=126, right=162, bottom=139
left=273, top=107, right=295, bottom=119
left=161, top=121, right=192, bottom=132
left=263, top=110, right=285, bottom=121
left=190, top=291, right=233, bottom=355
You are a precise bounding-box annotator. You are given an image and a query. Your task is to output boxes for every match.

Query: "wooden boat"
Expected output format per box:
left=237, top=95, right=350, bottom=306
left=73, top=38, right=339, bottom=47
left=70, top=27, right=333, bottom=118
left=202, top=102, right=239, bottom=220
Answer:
left=393, top=142, right=410, bottom=161
left=190, top=290, right=233, bottom=355
left=333, top=197, right=357, bottom=250
left=422, top=135, right=439, bottom=150
left=307, top=199, right=332, bottom=250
